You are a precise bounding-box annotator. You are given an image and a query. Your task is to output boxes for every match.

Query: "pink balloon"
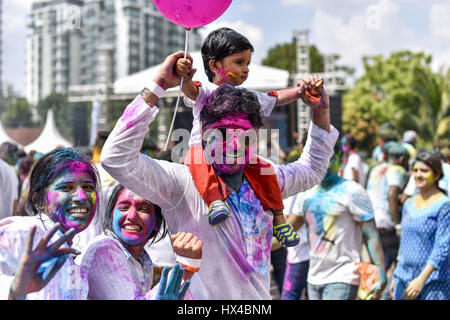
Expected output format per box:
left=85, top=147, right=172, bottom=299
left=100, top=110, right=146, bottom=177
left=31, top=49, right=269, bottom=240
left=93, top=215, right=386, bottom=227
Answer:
left=152, top=0, right=233, bottom=29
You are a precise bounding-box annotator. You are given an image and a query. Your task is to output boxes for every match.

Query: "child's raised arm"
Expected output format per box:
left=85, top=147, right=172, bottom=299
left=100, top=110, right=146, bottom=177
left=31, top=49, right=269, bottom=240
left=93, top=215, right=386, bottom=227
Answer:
left=175, top=57, right=200, bottom=101
left=275, top=77, right=323, bottom=106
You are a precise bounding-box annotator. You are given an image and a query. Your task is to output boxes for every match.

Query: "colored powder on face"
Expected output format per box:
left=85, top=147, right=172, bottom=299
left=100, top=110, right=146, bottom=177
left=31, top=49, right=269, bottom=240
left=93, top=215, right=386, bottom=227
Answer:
left=112, top=190, right=156, bottom=246
left=413, top=162, right=437, bottom=188
left=46, top=170, right=97, bottom=232
left=424, top=171, right=435, bottom=185
left=90, top=192, right=98, bottom=211
left=215, top=66, right=236, bottom=85
left=204, top=113, right=254, bottom=131
left=53, top=161, right=96, bottom=186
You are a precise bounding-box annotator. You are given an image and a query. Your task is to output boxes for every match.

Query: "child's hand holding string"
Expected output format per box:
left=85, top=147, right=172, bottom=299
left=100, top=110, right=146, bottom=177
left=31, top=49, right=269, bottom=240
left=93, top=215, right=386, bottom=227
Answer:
left=175, top=56, right=197, bottom=81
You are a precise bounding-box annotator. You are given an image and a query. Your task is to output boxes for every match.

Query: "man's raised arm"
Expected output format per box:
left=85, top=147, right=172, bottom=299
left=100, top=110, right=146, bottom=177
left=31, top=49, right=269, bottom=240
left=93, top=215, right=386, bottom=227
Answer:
left=277, top=75, right=338, bottom=198
left=101, top=52, right=193, bottom=209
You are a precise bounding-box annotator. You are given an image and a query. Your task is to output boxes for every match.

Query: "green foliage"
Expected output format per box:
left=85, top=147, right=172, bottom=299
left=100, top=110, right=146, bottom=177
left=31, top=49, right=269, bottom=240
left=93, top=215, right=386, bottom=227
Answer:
left=309, top=45, right=325, bottom=73
left=1, top=98, right=34, bottom=128
left=262, top=41, right=297, bottom=73
left=261, top=39, right=325, bottom=74
left=37, top=93, right=73, bottom=140
left=342, top=50, right=450, bottom=152
left=107, top=100, right=130, bottom=130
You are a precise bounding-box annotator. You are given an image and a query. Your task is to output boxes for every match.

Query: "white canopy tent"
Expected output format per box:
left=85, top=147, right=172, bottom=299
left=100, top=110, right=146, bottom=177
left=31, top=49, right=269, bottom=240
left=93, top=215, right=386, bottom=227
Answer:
left=114, top=51, right=290, bottom=96
left=24, top=110, right=72, bottom=154
left=0, top=120, right=22, bottom=147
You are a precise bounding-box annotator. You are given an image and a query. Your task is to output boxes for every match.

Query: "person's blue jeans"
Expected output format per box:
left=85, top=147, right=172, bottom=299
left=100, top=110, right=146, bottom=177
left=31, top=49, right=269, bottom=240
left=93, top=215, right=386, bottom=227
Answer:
left=307, top=282, right=359, bottom=300
left=281, top=260, right=310, bottom=300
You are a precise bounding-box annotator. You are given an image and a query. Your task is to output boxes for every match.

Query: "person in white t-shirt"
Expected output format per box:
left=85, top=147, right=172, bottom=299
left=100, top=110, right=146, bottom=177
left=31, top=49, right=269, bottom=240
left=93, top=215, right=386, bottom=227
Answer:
left=289, top=144, right=387, bottom=300
left=342, top=134, right=366, bottom=186
left=0, top=158, right=19, bottom=219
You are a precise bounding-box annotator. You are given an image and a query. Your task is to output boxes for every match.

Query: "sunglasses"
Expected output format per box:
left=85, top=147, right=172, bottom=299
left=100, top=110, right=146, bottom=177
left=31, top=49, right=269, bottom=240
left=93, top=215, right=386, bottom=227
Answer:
left=203, top=127, right=258, bottom=148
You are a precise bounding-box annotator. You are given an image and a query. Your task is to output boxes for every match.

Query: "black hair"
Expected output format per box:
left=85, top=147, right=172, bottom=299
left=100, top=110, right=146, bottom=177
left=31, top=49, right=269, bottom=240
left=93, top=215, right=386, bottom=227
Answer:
left=346, top=134, right=358, bottom=150
left=200, top=84, right=263, bottom=131
left=94, top=130, right=111, bottom=148
left=27, top=147, right=100, bottom=216
left=379, top=122, right=398, bottom=142
left=201, top=27, right=254, bottom=83
left=103, top=184, right=168, bottom=246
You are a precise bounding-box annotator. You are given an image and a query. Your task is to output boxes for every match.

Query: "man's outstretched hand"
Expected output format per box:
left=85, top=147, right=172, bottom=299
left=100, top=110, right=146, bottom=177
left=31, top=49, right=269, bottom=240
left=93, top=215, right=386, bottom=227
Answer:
left=297, top=75, right=331, bottom=132
left=297, top=75, right=330, bottom=110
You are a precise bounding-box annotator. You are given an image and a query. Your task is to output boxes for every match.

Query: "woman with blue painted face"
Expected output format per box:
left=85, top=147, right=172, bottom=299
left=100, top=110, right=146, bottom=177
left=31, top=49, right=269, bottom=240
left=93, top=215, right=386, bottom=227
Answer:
left=79, top=183, right=202, bottom=300
left=0, top=148, right=195, bottom=300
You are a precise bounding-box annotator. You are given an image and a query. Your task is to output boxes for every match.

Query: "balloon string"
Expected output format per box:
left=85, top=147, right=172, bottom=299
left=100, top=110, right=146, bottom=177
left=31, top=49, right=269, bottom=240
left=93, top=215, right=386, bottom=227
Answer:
left=164, top=28, right=190, bottom=151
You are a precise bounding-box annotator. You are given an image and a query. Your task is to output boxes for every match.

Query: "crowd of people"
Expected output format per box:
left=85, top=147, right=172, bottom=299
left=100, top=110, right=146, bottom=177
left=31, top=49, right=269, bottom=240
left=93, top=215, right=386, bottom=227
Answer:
left=0, top=27, right=448, bottom=301
left=269, top=122, right=449, bottom=300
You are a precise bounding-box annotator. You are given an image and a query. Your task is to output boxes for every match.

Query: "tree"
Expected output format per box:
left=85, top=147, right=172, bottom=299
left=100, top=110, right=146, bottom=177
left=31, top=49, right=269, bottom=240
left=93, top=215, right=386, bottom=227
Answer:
left=262, top=39, right=325, bottom=74
left=342, top=51, right=449, bottom=152
left=37, top=93, right=73, bottom=140
left=1, top=98, right=34, bottom=128
left=262, top=41, right=297, bottom=74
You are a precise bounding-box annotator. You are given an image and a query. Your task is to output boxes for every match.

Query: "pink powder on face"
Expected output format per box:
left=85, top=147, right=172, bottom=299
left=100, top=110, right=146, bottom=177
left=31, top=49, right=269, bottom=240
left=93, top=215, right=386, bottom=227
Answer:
left=113, top=189, right=156, bottom=246
left=215, top=66, right=236, bottom=85
left=204, top=113, right=254, bottom=131
left=56, top=161, right=94, bottom=179
left=46, top=169, right=98, bottom=233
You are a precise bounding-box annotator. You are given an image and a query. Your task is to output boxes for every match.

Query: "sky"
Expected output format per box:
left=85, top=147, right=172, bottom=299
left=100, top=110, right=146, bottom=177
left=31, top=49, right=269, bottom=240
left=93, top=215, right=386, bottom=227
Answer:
left=3, top=0, right=450, bottom=93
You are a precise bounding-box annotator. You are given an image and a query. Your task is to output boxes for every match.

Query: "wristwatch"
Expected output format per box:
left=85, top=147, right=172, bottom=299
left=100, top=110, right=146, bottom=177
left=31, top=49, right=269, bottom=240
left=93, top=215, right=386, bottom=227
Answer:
left=140, top=87, right=153, bottom=104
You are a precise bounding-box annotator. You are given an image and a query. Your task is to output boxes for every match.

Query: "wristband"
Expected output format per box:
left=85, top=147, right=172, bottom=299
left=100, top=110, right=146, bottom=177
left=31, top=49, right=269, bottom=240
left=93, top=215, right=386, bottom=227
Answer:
left=176, top=256, right=201, bottom=273
left=148, top=81, right=166, bottom=99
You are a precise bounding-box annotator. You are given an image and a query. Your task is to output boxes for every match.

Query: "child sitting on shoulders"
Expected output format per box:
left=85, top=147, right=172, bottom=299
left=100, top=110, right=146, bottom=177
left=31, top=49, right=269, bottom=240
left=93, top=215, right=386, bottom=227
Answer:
left=176, top=27, right=323, bottom=247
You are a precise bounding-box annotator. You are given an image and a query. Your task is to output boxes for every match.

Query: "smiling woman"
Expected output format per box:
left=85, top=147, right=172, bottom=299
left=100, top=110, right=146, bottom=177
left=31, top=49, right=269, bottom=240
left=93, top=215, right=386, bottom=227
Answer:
left=0, top=148, right=198, bottom=300
left=391, top=151, right=450, bottom=300
left=28, top=148, right=100, bottom=232
left=0, top=147, right=100, bottom=300
left=78, top=184, right=201, bottom=300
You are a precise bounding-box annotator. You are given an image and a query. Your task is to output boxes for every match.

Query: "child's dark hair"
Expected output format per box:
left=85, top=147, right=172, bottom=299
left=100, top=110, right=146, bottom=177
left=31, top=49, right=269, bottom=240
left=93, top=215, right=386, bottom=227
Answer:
left=103, top=184, right=168, bottom=246
left=201, top=27, right=254, bottom=82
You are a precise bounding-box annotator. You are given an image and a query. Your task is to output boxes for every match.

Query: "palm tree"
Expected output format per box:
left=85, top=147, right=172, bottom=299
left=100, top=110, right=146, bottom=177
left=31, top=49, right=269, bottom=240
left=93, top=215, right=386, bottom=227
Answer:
left=396, top=67, right=450, bottom=147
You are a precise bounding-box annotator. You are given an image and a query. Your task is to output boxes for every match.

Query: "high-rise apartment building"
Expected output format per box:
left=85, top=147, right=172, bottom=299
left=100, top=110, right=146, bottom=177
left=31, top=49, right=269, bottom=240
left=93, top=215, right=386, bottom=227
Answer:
left=26, top=0, right=202, bottom=105
left=80, top=0, right=201, bottom=85
left=26, top=0, right=83, bottom=106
